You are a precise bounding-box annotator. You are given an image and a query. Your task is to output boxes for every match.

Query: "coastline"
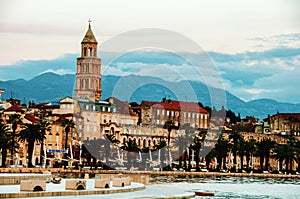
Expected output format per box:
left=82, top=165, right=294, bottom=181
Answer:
left=0, top=168, right=299, bottom=179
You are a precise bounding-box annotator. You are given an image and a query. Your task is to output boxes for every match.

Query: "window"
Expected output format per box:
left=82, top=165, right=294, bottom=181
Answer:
left=83, top=47, right=87, bottom=57
left=162, top=110, right=165, bottom=116
left=48, top=133, right=53, bottom=142
left=171, top=111, right=174, bottom=116
left=188, top=113, right=191, bottom=118
left=167, top=111, right=169, bottom=116
left=89, top=47, right=92, bottom=57
left=86, top=105, right=89, bottom=110
left=157, top=109, right=160, bottom=115
left=86, top=126, right=90, bottom=131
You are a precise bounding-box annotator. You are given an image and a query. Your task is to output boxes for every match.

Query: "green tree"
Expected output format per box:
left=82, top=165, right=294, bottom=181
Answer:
left=228, top=130, right=242, bottom=171
left=285, top=136, right=298, bottom=173
left=263, top=138, right=276, bottom=171
left=0, top=123, right=10, bottom=167
left=214, top=135, right=230, bottom=171
left=237, top=137, right=246, bottom=171
left=103, top=133, right=119, bottom=165
left=255, top=138, right=276, bottom=171
left=19, top=123, right=44, bottom=167
left=173, top=134, right=187, bottom=169
left=38, top=120, right=51, bottom=166
left=163, top=120, right=175, bottom=165
left=121, top=139, right=139, bottom=169
left=7, top=114, right=22, bottom=165
left=192, top=130, right=207, bottom=171
left=61, top=119, right=75, bottom=169
left=244, top=139, right=256, bottom=171
left=272, top=144, right=289, bottom=171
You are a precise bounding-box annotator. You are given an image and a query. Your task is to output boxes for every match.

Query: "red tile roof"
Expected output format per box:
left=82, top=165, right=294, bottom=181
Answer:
left=4, top=104, right=24, bottom=113
left=142, top=99, right=208, bottom=114
left=24, top=114, right=39, bottom=123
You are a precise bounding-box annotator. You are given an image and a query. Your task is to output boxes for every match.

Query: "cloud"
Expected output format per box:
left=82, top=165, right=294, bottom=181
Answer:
left=0, top=45, right=299, bottom=103
left=39, top=69, right=74, bottom=75
left=209, top=46, right=300, bottom=103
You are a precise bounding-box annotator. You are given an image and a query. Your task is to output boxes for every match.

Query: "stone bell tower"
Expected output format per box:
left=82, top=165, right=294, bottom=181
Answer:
left=75, top=20, right=102, bottom=101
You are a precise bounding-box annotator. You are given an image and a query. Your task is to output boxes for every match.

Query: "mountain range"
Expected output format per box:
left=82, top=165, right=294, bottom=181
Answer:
left=1, top=72, right=300, bottom=120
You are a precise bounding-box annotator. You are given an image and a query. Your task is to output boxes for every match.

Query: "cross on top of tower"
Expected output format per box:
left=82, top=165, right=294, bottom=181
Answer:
left=88, top=18, right=92, bottom=28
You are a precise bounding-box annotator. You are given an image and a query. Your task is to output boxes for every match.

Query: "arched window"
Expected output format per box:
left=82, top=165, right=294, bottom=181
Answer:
left=89, top=47, right=93, bottom=57
left=143, top=139, right=146, bottom=148
left=148, top=140, right=151, bottom=147
left=83, top=47, right=87, bottom=57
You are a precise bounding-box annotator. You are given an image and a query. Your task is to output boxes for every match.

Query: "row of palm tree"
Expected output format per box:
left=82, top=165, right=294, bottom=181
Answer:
left=0, top=114, right=76, bottom=168
left=211, top=131, right=300, bottom=173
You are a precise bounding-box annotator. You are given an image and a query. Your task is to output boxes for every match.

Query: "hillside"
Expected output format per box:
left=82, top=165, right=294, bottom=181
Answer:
left=1, top=72, right=300, bottom=119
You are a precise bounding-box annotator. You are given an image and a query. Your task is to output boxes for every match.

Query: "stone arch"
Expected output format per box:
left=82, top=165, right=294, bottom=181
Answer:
left=77, top=184, right=85, bottom=190
left=33, top=186, right=44, bottom=192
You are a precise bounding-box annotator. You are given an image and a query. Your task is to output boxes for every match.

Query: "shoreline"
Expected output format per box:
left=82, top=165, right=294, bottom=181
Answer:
left=0, top=168, right=299, bottom=179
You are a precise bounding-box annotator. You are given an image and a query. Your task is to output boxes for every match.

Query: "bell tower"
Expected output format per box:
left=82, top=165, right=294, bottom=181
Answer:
left=75, top=20, right=102, bottom=101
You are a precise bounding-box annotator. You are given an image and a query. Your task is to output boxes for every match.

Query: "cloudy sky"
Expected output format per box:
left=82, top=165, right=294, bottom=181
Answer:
left=0, top=0, right=299, bottom=103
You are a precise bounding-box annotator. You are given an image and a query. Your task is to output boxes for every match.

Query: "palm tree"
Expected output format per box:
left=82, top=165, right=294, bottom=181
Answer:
left=272, top=144, right=289, bottom=171
left=255, top=140, right=265, bottom=171
left=121, top=139, right=139, bottom=169
left=61, top=118, right=75, bottom=168
left=255, top=138, right=276, bottom=171
left=0, top=123, right=10, bottom=167
left=228, top=130, right=242, bottom=171
left=285, top=136, right=298, bottom=173
left=214, top=135, right=230, bottom=171
left=19, top=123, right=44, bottom=167
left=7, top=114, right=22, bottom=165
left=263, top=138, right=276, bottom=171
left=83, top=138, right=105, bottom=169
left=38, top=120, right=51, bottom=166
left=103, top=133, right=119, bottom=165
left=153, top=140, right=167, bottom=168
left=192, top=130, right=207, bottom=171
left=237, top=137, right=246, bottom=171
left=244, top=139, right=256, bottom=171
left=163, top=120, right=175, bottom=164
left=173, top=135, right=187, bottom=169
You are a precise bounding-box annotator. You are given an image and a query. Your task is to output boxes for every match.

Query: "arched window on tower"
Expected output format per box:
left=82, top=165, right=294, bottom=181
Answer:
left=94, top=48, right=97, bottom=57
left=89, top=47, right=93, bottom=57
left=83, top=47, right=87, bottom=57
left=85, top=79, right=89, bottom=89
left=80, top=79, right=83, bottom=89
left=86, top=63, right=89, bottom=73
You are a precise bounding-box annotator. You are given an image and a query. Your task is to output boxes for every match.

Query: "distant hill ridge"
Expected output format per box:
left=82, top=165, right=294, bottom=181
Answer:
left=1, top=72, right=300, bottom=119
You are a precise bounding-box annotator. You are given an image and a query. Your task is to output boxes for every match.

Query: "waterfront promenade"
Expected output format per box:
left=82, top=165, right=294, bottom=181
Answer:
left=0, top=168, right=299, bottom=179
